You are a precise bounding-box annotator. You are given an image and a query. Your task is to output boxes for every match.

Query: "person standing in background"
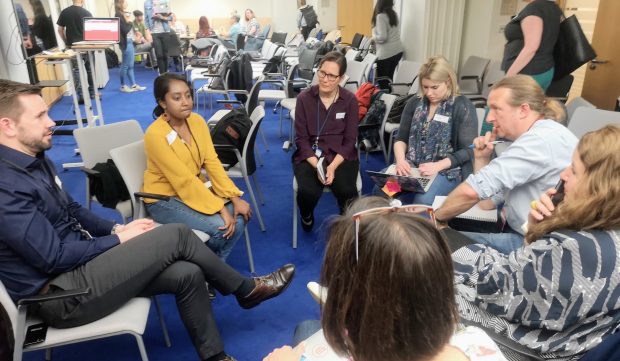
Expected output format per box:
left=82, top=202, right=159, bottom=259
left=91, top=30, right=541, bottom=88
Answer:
left=132, top=9, right=155, bottom=68
left=29, top=0, right=57, bottom=50
left=371, top=0, right=404, bottom=91
left=57, top=0, right=95, bottom=103
left=144, top=0, right=172, bottom=74
left=115, top=0, right=146, bottom=93
left=297, top=0, right=319, bottom=40
left=244, top=8, right=260, bottom=38
left=481, top=0, right=562, bottom=135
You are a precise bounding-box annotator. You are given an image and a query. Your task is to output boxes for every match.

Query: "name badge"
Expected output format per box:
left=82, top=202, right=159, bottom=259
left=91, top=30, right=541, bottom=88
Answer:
left=336, top=112, right=346, bottom=119
left=54, top=175, right=63, bottom=188
left=166, top=130, right=177, bottom=145
left=433, top=114, right=450, bottom=124
left=314, top=148, right=323, bottom=157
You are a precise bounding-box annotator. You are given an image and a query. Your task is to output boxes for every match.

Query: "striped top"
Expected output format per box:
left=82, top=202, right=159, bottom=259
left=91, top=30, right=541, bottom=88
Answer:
left=453, top=229, right=620, bottom=360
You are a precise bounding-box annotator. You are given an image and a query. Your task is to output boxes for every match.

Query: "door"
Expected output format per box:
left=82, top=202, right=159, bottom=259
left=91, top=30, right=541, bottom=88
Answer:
left=580, top=0, right=620, bottom=110
left=337, top=0, right=373, bottom=44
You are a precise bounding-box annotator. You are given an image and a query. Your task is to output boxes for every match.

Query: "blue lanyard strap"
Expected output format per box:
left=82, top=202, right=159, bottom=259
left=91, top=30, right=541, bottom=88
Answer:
left=314, top=90, right=339, bottom=146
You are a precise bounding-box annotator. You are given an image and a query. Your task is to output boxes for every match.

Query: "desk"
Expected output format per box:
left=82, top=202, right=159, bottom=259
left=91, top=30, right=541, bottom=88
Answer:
left=71, top=42, right=114, bottom=127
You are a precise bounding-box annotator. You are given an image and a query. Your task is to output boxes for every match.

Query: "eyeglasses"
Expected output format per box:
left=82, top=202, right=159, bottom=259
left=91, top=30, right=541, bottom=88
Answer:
left=317, top=69, right=340, bottom=82
left=351, top=204, right=436, bottom=261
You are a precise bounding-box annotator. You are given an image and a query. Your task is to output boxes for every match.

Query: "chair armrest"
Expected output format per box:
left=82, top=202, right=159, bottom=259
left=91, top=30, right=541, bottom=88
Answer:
left=216, top=100, right=243, bottom=105
left=199, top=72, right=222, bottom=78
left=345, top=80, right=359, bottom=88
left=460, top=75, right=481, bottom=81
left=213, top=144, right=243, bottom=164
left=358, top=123, right=381, bottom=131
left=227, top=89, right=249, bottom=95
left=134, top=192, right=171, bottom=202
left=80, top=166, right=99, bottom=176
left=17, top=288, right=90, bottom=306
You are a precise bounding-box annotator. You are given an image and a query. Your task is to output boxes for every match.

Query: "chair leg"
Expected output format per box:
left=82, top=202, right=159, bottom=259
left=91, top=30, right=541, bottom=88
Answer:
left=387, top=130, right=396, bottom=165
left=244, top=225, right=255, bottom=274
left=381, top=131, right=389, bottom=165
left=254, top=145, right=264, bottom=166
left=45, top=348, right=52, bottom=361
left=251, top=174, right=265, bottom=206
left=134, top=334, right=149, bottom=361
left=243, top=173, right=266, bottom=231
left=292, top=186, right=298, bottom=249
left=153, top=296, right=172, bottom=347
left=85, top=179, right=91, bottom=210
left=258, top=128, right=270, bottom=151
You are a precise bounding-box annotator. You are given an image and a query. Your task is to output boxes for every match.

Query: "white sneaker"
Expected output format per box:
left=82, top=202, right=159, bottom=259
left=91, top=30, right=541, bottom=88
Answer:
left=131, top=84, right=146, bottom=91
left=120, top=85, right=135, bottom=93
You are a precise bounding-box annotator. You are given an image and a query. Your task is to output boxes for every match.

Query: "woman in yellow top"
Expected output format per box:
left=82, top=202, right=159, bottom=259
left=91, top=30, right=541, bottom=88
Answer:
left=143, top=73, right=252, bottom=261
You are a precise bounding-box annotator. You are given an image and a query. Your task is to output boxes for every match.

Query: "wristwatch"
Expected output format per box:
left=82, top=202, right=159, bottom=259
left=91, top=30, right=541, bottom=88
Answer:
left=111, top=224, right=122, bottom=235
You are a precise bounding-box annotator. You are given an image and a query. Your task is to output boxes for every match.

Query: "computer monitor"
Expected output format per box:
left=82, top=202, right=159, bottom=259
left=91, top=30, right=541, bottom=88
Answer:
left=82, top=17, right=120, bottom=43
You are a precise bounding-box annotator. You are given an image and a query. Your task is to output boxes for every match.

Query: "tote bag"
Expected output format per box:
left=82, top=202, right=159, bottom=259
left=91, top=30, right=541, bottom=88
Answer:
left=553, top=15, right=596, bottom=80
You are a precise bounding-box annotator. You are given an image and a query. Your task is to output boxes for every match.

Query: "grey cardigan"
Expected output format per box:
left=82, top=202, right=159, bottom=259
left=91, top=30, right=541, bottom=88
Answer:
left=371, top=13, right=404, bottom=60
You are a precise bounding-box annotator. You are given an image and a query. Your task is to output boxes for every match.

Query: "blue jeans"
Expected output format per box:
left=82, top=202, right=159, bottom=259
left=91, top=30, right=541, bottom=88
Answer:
left=372, top=172, right=459, bottom=206
left=120, top=41, right=136, bottom=87
left=459, top=230, right=524, bottom=254
left=146, top=198, right=244, bottom=261
left=293, top=320, right=321, bottom=346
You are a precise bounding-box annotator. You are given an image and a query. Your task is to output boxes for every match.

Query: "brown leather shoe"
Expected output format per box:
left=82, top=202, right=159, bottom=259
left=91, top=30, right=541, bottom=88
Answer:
left=237, top=263, right=295, bottom=309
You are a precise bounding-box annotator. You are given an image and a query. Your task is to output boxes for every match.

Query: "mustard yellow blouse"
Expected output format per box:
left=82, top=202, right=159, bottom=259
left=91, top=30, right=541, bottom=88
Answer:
left=142, top=112, right=243, bottom=215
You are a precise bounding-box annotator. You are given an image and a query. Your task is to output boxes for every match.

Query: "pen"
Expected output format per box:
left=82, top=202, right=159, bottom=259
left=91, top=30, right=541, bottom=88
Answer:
left=468, top=140, right=505, bottom=149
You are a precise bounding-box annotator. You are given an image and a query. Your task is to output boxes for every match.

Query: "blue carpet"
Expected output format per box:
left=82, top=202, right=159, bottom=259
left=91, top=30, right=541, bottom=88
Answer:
left=25, top=64, right=386, bottom=360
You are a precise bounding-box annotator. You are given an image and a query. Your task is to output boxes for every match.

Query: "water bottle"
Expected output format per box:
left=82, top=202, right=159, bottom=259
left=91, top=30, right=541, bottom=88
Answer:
left=186, top=25, right=190, bottom=36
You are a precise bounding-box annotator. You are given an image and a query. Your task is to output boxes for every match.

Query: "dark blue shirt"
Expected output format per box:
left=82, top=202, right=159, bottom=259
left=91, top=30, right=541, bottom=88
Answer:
left=0, top=145, right=119, bottom=301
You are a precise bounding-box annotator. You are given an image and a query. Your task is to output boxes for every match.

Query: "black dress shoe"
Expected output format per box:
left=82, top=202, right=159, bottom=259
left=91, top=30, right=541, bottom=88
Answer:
left=301, top=213, right=314, bottom=232
left=237, top=264, right=295, bottom=309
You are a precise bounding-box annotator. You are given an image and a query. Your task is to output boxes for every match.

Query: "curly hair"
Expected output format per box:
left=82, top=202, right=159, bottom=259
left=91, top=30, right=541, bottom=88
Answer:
left=526, top=125, right=620, bottom=243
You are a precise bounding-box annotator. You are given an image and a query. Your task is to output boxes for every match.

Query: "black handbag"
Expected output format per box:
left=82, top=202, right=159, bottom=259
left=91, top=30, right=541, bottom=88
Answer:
left=553, top=15, right=596, bottom=80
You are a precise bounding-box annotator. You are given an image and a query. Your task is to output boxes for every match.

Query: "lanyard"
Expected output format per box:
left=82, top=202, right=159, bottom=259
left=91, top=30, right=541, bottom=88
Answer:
left=314, top=90, right=339, bottom=147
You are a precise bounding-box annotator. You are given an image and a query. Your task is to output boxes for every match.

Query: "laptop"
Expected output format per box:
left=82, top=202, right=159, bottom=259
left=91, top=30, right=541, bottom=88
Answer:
left=153, top=0, right=171, bottom=14
left=73, top=17, right=120, bottom=45
left=366, top=164, right=437, bottom=193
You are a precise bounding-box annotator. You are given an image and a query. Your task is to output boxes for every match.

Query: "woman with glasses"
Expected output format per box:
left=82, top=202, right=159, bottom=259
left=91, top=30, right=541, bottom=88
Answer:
left=375, top=56, right=477, bottom=205
left=293, top=51, right=359, bottom=232
left=264, top=196, right=506, bottom=361
left=142, top=73, right=252, bottom=262
left=453, top=125, right=620, bottom=359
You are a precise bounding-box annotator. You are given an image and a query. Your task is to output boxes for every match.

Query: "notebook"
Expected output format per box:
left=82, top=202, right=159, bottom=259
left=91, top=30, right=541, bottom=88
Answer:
left=74, top=18, right=120, bottom=44
left=432, top=196, right=498, bottom=223
left=316, top=157, right=327, bottom=184
left=366, top=164, right=436, bottom=193
left=302, top=329, right=349, bottom=361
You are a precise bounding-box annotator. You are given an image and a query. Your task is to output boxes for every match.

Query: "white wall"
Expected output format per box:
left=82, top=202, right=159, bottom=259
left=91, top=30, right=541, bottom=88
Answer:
left=399, top=0, right=426, bottom=62
left=0, top=0, right=30, bottom=82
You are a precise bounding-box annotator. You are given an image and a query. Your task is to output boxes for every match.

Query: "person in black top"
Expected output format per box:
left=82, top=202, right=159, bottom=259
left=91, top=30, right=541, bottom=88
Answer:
left=502, top=0, right=562, bottom=91
left=29, top=0, right=57, bottom=50
left=56, top=0, right=94, bottom=101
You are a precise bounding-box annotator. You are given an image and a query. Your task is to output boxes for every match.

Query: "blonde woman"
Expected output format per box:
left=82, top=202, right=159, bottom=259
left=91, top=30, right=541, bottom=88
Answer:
left=453, top=125, right=620, bottom=359
left=376, top=56, right=477, bottom=205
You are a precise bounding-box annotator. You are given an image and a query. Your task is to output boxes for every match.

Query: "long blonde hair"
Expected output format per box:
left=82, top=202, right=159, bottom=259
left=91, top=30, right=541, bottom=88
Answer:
left=416, top=56, right=459, bottom=99
left=526, top=125, right=620, bottom=243
left=492, top=75, right=566, bottom=122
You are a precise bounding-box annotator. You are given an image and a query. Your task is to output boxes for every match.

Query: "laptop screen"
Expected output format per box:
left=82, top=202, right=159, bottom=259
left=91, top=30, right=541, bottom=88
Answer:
left=83, top=17, right=120, bottom=42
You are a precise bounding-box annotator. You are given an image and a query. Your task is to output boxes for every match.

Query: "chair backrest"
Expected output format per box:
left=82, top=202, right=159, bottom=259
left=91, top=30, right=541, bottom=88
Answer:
left=351, top=33, right=363, bottom=49
left=284, top=63, right=299, bottom=98
left=271, top=32, right=287, bottom=45
left=260, top=39, right=274, bottom=59
left=109, top=140, right=147, bottom=219
left=344, top=49, right=359, bottom=61
left=479, top=61, right=504, bottom=98
left=546, top=74, right=574, bottom=101
left=0, top=280, right=17, bottom=338
left=344, top=60, right=367, bottom=92
left=565, top=96, right=595, bottom=124
left=360, top=52, right=377, bottom=82
left=243, top=106, right=266, bottom=176
left=245, top=79, right=264, bottom=117
left=260, top=24, right=271, bottom=39
left=164, top=32, right=182, bottom=57
left=459, top=56, right=490, bottom=95
left=475, top=107, right=486, bottom=135
left=298, top=46, right=319, bottom=81
left=378, top=93, right=398, bottom=135
left=568, top=107, right=620, bottom=139
left=323, top=29, right=342, bottom=44
left=73, top=120, right=144, bottom=168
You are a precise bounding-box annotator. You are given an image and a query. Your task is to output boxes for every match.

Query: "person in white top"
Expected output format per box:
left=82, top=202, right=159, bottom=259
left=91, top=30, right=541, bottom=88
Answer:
left=263, top=196, right=507, bottom=361
left=371, top=0, right=404, bottom=91
left=434, top=75, right=577, bottom=254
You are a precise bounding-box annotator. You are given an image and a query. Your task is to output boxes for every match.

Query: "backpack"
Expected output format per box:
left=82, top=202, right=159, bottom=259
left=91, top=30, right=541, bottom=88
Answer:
left=210, top=109, right=252, bottom=167
left=359, top=92, right=386, bottom=149
left=386, top=94, right=416, bottom=123
left=355, top=82, right=380, bottom=121
left=301, top=5, right=318, bottom=29
left=105, top=48, right=119, bottom=68
left=89, top=159, right=130, bottom=208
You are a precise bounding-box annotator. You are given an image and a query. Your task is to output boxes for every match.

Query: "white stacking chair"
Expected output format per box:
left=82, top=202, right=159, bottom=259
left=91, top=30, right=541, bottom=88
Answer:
left=1, top=280, right=154, bottom=361
left=343, top=60, right=368, bottom=93
left=360, top=52, right=377, bottom=83
left=373, top=93, right=398, bottom=164
left=568, top=107, right=620, bottom=139
left=565, top=97, right=595, bottom=125
left=73, top=120, right=144, bottom=224
left=458, top=56, right=491, bottom=96
left=376, top=60, right=422, bottom=96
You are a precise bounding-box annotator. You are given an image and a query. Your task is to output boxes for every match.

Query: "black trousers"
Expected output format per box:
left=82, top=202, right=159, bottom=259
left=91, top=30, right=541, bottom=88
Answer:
left=152, top=32, right=170, bottom=74
left=376, top=51, right=403, bottom=91
left=301, top=26, right=312, bottom=40
left=294, top=159, right=359, bottom=216
left=70, top=55, right=94, bottom=98
left=38, top=224, right=246, bottom=360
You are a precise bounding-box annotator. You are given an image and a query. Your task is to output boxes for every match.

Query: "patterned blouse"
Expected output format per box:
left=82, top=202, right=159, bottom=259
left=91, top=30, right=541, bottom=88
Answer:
left=453, top=229, right=620, bottom=360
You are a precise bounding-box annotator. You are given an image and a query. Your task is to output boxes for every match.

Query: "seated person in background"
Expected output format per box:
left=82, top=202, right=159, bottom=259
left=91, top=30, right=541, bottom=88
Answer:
left=143, top=73, right=251, bottom=261
left=0, top=79, right=295, bottom=361
left=451, top=125, right=620, bottom=360
left=220, top=13, right=242, bottom=45
left=132, top=10, right=154, bottom=60
left=434, top=75, right=577, bottom=254
left=196, top=15, right=216, bottom=38
left=374, top=56, right=477, bottom=206
left=264, top=196, right=507, bottom=361
left=293, top=51, right=359, bottom=232
left=244, top=8, right=260, bottom=38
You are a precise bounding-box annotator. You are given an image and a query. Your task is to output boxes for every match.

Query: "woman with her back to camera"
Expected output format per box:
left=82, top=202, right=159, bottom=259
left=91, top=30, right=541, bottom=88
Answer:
left=371, top=0, right=404, bottom=91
